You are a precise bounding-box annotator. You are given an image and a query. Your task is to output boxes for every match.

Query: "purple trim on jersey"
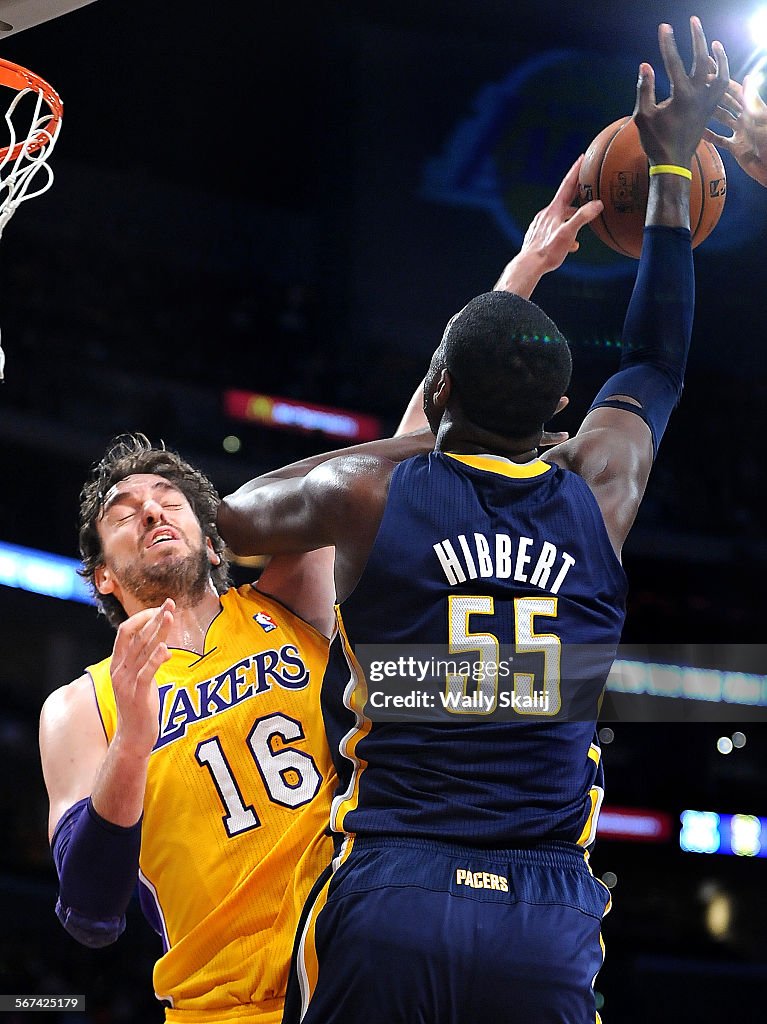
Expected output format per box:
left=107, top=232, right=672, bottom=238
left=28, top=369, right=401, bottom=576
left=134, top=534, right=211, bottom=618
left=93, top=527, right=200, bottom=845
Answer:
left=138, top=870, right=170, bottom=953
left=86, top=669, right=110, bottom=743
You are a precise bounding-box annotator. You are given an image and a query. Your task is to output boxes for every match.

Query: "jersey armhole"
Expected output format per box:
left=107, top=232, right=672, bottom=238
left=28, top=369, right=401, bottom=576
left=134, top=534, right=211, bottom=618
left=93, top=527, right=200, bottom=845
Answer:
left=86, top=670, right=111, bottom=743
left=247, top=584, right=332, bottom=646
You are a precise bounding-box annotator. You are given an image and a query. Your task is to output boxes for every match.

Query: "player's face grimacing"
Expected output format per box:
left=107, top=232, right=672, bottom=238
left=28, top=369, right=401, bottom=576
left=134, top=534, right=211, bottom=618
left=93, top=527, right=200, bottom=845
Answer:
left=93, top=473, right=218, bottom=608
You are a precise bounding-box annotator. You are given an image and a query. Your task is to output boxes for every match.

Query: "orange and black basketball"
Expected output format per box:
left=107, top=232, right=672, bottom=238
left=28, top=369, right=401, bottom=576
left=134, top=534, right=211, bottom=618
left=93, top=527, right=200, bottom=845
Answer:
left=577, top=116, right=726, bottom=258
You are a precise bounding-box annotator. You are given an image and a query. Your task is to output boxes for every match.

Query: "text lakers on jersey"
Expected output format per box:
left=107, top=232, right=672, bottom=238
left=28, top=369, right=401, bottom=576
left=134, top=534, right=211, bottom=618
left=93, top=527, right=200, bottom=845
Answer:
left=155, top=643, right=311, bottom=749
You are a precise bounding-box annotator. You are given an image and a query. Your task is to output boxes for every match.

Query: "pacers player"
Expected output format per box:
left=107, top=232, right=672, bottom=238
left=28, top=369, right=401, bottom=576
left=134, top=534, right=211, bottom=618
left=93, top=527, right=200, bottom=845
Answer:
left=38, top=164, right=604, bottom=1020
left=217, top=18, right=728, bottom=1024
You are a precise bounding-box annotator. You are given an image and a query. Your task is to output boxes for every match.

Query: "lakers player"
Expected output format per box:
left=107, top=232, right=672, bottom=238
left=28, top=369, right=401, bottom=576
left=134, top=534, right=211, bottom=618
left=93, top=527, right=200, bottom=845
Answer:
left=38, top=437, right=341, bottom=1024
left=36, top=162, right=603, bottom=1023
left=217, top=19, right=728, bottom=1023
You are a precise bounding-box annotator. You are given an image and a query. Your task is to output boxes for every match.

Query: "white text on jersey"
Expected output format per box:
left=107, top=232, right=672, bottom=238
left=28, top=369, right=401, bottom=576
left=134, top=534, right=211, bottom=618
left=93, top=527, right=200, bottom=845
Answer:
left=434, top=532, right=575, bottom=594
left=154, top=644, right=310, bottom=750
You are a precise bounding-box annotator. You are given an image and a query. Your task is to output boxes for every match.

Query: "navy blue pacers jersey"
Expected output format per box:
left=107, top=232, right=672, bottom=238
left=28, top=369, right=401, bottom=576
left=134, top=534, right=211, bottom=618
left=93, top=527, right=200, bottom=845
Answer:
left=323, top=451, right=628, bottom=849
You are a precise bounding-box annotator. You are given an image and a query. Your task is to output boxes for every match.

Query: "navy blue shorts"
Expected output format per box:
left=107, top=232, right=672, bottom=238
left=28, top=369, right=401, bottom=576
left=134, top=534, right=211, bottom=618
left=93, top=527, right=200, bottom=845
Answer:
left=284, top=835, right=611, bottom=1024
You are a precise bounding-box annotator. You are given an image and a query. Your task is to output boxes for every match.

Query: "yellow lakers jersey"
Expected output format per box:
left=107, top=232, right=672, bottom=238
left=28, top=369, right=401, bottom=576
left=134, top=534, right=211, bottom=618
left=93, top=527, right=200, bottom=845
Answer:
left=88, top=585, right=335, bottom=1024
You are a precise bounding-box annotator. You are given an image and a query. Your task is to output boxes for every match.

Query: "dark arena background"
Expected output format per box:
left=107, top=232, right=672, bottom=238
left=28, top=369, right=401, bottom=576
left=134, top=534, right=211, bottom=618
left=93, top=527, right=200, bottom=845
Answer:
left=1, top=2, right=766, bottom=1021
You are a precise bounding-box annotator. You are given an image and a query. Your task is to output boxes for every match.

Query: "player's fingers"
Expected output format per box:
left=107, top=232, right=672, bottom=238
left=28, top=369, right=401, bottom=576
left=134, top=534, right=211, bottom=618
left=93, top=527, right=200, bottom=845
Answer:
left=702, top=128, right=733, bottom=152
left=135, top=642, right=171, bottom=688
left=698, top=55, right=718, bottom=81
left=112, top=608, right=162, bottom=673
left=120, top=601, right=174, bottom=674
left=552, top=154, right=584, bottom=205
left=118, top=605, right=163, bottom=638
left=633, top=62, right=656, bottom=118
left=657, top=23, right=686, bottom=87
left=566, top=199, right=603, bottom=230
left=135, top=599, right=175, bottom=648
left=711, top=93, right=743, bottom=126
left=711, top=103, right=740, bottom=128
left=727, top=78, right=745, bottom=103
left=708, top=40, right=730, bottom=103
left=688, top=16, right=711, bottom=81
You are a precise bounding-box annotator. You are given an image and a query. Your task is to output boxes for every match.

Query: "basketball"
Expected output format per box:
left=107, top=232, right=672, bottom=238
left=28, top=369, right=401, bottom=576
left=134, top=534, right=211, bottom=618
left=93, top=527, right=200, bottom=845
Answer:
left=577, top=116, right=726, bottom=258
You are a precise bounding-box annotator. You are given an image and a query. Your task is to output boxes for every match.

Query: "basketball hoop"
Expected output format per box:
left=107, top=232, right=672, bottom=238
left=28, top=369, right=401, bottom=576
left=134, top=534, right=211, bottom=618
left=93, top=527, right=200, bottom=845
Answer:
left=0, top=57, right=63, bottom=379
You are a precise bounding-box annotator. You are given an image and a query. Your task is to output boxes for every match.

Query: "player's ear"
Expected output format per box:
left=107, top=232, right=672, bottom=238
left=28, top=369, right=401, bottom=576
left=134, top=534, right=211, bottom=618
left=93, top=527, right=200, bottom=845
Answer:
left=206, top=537, right=221, bottom=566
left=433, top=368, right=452, bottom=409
left=94, top=564, right=115, bottom=595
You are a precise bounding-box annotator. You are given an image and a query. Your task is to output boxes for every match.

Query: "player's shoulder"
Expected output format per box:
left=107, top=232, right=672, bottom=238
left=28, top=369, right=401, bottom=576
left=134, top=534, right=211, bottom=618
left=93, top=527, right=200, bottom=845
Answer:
left=545, top=407, right=651, bottom=482
left=543, top=431, right=610, bottom=479
left=40, top=672, right=98, bottom=731
left=306, top=451, right=394, bottom=520
left=311, top=451, right=395, bottom=487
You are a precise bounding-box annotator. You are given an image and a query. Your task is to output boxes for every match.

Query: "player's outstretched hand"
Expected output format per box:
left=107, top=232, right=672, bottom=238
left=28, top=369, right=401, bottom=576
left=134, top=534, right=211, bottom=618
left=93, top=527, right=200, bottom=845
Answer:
left=704, top=75, right=767, bottom=187
left=493, top=154, right=603, bottom=297
left=633, top=16, right=729, bottom=167
left=109, top=598, right=174, bottom=758
left=519, top=154, right=603, bottom=265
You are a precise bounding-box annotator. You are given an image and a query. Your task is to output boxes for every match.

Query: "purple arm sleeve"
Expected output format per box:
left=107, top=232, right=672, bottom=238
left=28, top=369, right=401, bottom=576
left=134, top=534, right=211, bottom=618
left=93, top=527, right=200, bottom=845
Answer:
left=51, top=797, right=142, bottom=948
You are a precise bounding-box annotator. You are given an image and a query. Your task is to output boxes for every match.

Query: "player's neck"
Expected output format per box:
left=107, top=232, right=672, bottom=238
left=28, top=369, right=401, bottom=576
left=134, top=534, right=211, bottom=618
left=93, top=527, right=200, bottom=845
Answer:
left=165, top=589, right=223, bottom=655
left=123, top=584, right=222, bottom=656
left=435, top=419, right=540, bottom=463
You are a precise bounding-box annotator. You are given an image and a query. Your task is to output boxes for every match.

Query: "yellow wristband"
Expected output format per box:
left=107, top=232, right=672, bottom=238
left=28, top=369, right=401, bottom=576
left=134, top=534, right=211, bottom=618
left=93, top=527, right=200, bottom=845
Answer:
left=649, top=164, right=693, bottom=180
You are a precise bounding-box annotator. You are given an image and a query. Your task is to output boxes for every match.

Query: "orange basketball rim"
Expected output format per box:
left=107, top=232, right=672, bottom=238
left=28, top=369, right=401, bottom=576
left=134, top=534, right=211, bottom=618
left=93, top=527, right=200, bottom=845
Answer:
left=0, top=56, right=63, bottom=161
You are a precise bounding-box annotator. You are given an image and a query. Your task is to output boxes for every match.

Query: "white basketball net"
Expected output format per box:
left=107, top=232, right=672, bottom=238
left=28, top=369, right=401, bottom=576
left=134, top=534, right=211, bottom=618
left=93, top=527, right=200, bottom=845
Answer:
left=0, top=86, right=60, bottom=232
left=0, top=80, right=61, bottom=380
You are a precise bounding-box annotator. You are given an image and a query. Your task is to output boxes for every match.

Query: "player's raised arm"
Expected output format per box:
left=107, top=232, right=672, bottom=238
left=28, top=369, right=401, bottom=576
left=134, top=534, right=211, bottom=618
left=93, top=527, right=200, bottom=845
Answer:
left=547, top=17, right=729, bottom=556
left=39, top=600, right=174, bottom=947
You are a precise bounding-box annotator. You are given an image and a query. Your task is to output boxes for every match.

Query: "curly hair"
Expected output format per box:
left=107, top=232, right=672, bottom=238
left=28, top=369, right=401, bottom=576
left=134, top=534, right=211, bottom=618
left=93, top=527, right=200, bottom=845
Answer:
left=78, top=433, right=231, bottom=628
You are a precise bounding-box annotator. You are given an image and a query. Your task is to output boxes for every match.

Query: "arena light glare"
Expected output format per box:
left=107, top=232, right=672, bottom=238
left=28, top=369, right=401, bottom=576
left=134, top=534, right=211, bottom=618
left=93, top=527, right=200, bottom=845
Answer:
left=745, top=66, right=765, bottom=106
left=597, top=806, right=672, bottom=842
left=0, top=540, right=93, bottom=604
left=705, top=891, right=732, bottom=940
left=749, top=7, right=767, bottom=47
left=224, top=389, right=382, bottom=442
left=681, top=810, right=765, bottom=857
